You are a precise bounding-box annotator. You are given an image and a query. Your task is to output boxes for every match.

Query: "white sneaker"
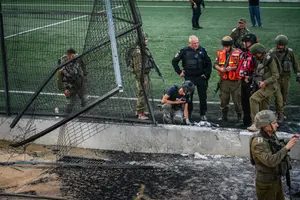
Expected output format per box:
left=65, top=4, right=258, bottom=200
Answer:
left=247, top=124, right=259, bottom=132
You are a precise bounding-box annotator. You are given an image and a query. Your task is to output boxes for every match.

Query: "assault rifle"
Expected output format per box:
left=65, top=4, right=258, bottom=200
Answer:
left=147, top=49, right=165, bottom=82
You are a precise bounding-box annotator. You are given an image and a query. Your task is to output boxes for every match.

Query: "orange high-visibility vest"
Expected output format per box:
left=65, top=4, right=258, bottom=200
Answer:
left=217, top=49, right=242, bottom=80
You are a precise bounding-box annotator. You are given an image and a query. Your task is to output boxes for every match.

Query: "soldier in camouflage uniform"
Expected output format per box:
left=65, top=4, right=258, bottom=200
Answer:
left=230, top=18, right=250, bottom=50
left=250, top=110, right=299, bottom=200
left=132, top=37, right=152, bottom=120
left=269, top=35, right=300, bottom=123
left=57, top=48, right=87, bottom=114
left=248, top=43, right=279, bottom=131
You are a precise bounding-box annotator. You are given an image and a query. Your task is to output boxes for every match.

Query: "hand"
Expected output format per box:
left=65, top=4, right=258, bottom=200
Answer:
left=202, top=3, right=205, bottom=8
left=292, top=134, right=300, bottom=140
left=186, top=119, right=192, bottom=126
left=220, top=68, right=226, bottom=73
left=245, top=76, right=250, bottom=83
left=180, top=71, right=185, bottom=77
left=201, top=74, right=206, bottom=79
left=143, top=82, right=148, bottom=86
left=193, top=3, right=197, bottom=8
left=226, top=67, right=231, bottom=72
left=259, top=81, right=266, bottom=88
left=285, top=137, right=298, bottom=150
left=176, top=99, right=186, bottom=104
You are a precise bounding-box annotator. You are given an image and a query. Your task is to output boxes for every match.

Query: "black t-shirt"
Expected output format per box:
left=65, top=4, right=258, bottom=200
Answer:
left=249, top=0, right=259, bottom=6
left=166, top=85, right=189, bottom=103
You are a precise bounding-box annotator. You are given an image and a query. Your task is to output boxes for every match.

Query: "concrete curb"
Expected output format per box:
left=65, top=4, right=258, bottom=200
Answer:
left=0, top=116, right=299, bottom=160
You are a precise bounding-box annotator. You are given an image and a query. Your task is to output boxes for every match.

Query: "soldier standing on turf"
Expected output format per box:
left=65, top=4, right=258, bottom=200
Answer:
left=269, top=35, right=300, bottom=123
left=57, top=48, right=87, bottom=114
left=247, top=43, right=279, bottom=131
left=230, top=18, right=250, bottom=50
left=236, top=33, right=258, bottom=127
left=214, top=36, right=242, bottom=122
left=190, top=0, right=205, bottom=30
left=131, top=35, right=152, bottom=120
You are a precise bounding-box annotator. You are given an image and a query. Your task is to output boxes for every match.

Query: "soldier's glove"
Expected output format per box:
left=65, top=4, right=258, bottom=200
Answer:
left=185, top=119, right=192, bottom=126
left=296, top=72, right=300, bottom=83
left=202, top=3, right=205, bottom=8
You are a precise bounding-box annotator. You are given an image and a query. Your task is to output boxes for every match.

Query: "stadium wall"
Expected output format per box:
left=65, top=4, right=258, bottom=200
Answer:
left=1, top=116, right=299, bottom=160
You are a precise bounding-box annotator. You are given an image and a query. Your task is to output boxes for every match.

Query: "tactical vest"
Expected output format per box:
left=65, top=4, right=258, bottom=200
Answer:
left=270, top=48, right=293, bottom=73
left=217, top=49, right=242, bottom=80
left=182, top=47, right=205, bottom=74
left=237, top=51, right=255, bottom=78
left=252, top=53, right=275, bottom=84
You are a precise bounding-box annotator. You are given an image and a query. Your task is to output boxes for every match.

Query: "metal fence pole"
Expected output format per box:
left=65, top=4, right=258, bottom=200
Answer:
left=128, top=0, right=156, bottom=124
left=0, top=2, right=10, bottom=115
left=105, top=0, right=123, bottom=90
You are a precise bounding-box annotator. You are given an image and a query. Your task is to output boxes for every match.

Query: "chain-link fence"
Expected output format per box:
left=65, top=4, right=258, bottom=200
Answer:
left=1, top=0, right=155, bottom=124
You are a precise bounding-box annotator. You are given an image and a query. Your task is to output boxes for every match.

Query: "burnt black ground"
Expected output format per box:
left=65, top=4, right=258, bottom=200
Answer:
left=55, top=151, right=300, bottom=200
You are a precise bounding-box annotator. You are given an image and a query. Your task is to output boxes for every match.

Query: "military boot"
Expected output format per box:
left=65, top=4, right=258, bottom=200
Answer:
left=277, top=113, right=284, bottom=124
left=218, top=111, right=228, bottom=121
left=236, top=113, right=242, bottom=123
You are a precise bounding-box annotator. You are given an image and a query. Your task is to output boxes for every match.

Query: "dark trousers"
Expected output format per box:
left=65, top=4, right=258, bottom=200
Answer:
left=185, top=76, right=207, bottom=116
left=249, top=6, right=262, bottom=27
left=192, top=4, right=202, bottom=27
left=241, top=79, right=251, bottom=126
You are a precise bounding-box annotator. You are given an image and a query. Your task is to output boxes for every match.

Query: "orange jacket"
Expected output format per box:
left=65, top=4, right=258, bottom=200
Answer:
left=217, top=49, right=242, bottom=80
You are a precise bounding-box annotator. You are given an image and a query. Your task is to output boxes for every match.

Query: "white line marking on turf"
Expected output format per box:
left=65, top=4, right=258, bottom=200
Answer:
left=1, top=89, right=299, bottom=108
left=4, top=6, right=122, bottom=39
left=3, top=4, right=300, bottom=9
left=138, top=5, right=300, bottom=9
left=4, top=15, right=88, bottom=39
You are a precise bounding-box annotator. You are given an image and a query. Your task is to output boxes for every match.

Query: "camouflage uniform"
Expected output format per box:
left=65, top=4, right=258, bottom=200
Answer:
left=248, top=44, right=279, bottom=131
left=57, top=54, right=87, bottom=114
left=230, top=27, right=249, bottom=50
left=250, top=110, right=291, bottom=200
left=269, top=46, right=300, bottom=119
left=250, top=131, right=289, bottom=200
left=132, top=46, right=151, bottom=115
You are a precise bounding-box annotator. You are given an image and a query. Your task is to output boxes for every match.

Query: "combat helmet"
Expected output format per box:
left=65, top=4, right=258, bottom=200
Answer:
left=275, top=35, right=288, bottom=45
left=249, top=43, right=266, bottom=55
left=182, top=80, right=195, bottom=94
left=242, top=33, right=258, bottom=44
left=254, top=110, right=277, bottom=129
left=221, top=36, right=233, bottom=46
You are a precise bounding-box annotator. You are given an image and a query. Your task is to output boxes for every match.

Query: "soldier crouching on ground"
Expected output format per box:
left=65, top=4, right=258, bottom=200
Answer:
left=56, top=48, right=87, bottom=114
left=161, top=80, right=195, bottom=125
left=250, top=110, right=299, bottom=200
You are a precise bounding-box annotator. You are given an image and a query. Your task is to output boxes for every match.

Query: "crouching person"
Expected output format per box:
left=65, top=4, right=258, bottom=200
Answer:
left=161, top=80, right=195, bottom=125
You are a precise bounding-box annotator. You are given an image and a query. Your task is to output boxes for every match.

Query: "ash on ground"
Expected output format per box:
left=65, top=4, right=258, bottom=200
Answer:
left=55, top=151, right=300, bottom=200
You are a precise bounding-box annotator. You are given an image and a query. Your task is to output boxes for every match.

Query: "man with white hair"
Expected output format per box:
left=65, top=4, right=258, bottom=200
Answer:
left=172, top=35, right=212, bottom=121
